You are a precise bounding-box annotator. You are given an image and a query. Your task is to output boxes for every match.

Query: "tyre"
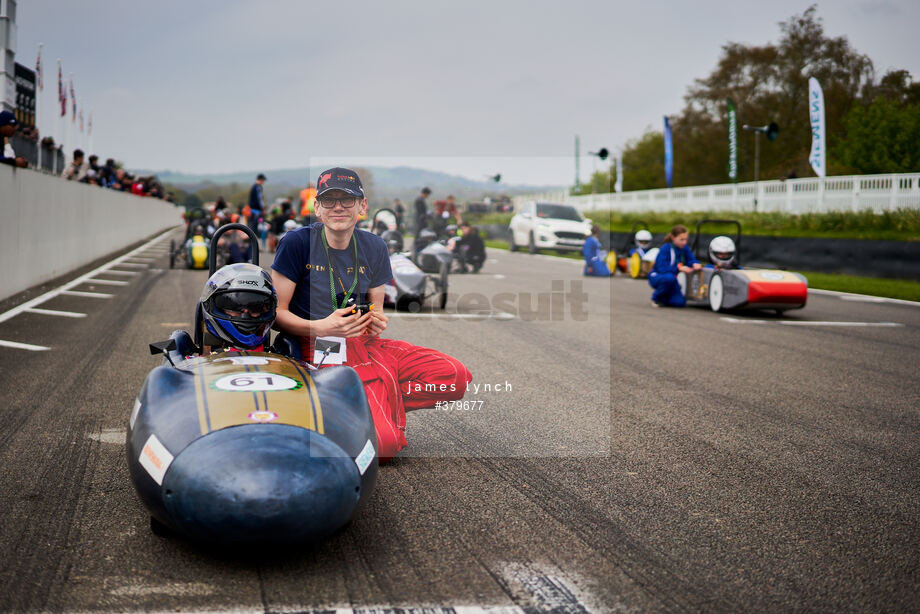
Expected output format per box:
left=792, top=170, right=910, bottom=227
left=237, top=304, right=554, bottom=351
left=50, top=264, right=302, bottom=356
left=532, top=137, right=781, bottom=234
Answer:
left=150, top=516, right=173, bottom=538
left=168, top=240, right=176, bottom=269
left=628, top=253, right=642, bottom=279
left=508, top=230, right=518, bottom=252
left=528, top=232, right=537, bottom=254
left=438, top=261, right=449, bottom=310
left=709, top=273, right=724, bottom=312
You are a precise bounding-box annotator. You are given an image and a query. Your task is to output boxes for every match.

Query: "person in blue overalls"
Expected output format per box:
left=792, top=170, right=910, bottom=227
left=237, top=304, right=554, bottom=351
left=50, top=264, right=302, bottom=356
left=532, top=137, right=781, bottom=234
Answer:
left=648, top=224, right=701, bottom=307
left=583, top=225, right=612, bottom=276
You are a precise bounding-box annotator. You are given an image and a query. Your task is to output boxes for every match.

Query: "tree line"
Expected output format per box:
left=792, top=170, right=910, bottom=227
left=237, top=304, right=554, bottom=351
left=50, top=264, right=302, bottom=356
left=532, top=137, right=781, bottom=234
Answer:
left=578, top=6, right=920, bottom=194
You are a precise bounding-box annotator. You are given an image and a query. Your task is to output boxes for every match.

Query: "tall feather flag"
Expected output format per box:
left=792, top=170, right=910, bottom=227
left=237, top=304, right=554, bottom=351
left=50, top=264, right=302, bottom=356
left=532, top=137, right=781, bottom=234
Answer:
left=663, top=116, right=674, bottom=188
left=70, top=76, right=76, bottom=122
left=79, top=109, right=84, bottom=133
left=58, top=61, right=66, bottom=117
left=35, top=46, right=43, bottom=91
left=88, top=113, right=93, bottom=136
left=808, top=77, right=826, bottom=177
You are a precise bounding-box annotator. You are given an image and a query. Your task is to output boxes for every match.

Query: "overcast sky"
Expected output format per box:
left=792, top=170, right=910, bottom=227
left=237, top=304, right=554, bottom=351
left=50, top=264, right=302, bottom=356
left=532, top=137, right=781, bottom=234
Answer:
left=16, top=0, right=920, bottom=186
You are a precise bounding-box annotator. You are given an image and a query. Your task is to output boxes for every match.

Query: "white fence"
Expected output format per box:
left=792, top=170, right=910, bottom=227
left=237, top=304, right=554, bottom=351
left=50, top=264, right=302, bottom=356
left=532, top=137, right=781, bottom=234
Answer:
left=0, top=165, right=181, bottom=302
left=513, top=173, right=920, bottom=214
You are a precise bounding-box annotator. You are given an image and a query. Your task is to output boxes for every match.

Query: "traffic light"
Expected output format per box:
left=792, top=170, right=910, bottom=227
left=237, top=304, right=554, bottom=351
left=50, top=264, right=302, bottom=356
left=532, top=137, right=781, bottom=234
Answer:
left=765, top=122, right=779, bottom=141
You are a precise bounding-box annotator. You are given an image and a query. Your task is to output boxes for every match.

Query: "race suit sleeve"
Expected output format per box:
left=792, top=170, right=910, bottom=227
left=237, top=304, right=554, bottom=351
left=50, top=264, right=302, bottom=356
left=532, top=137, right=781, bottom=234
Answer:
left=271, top=230, right=308, bottom=283
left=681, top=244, right=700, bottom=266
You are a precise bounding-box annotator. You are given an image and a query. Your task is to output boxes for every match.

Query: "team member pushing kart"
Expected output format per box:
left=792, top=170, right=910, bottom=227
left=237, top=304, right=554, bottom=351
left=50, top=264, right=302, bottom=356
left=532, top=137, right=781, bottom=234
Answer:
left=648, top=224, right=701, bottom=307
left=583, top=225, right=612, bottom=276
left=271, top=168, right=472, bottom=461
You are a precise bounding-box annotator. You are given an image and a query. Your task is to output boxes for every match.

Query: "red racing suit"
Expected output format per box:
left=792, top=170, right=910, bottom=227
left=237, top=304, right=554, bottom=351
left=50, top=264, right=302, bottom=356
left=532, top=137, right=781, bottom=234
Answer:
left=300, top=335, right=472, bottom=462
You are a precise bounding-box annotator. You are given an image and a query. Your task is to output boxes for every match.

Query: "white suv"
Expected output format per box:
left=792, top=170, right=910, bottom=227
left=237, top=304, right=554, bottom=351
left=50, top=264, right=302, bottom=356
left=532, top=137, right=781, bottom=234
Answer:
left=509, top=202, right=592, bottom=254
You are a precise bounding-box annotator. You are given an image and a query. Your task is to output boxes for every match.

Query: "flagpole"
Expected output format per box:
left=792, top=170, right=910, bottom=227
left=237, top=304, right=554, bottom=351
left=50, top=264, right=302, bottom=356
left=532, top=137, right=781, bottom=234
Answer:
left=68, top=72, right=74, bottom=164
left=54, top=58, right=61, bottom=175
left=36, top=43, right=43, bottom=172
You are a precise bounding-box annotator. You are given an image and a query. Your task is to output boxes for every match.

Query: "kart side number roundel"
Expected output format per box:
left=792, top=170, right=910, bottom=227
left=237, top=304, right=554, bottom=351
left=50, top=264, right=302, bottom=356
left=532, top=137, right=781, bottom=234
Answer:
left=212, top=372, right=300, bottom=392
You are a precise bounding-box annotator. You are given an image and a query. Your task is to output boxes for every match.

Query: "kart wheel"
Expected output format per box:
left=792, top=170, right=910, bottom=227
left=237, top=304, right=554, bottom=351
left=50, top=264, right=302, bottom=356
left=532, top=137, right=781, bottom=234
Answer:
left=168, top=240, right=176, bottom=269
left=150, top=516, right=174, bottom=538
left=509, top=231, right=518, bottom=252
left=438, top=261, right=449, bottom=310
left=709, top=273, right=724, bottom=312
left=628, top=253, right=641, bottom=279
left=528, top=232, right=537, bottom=254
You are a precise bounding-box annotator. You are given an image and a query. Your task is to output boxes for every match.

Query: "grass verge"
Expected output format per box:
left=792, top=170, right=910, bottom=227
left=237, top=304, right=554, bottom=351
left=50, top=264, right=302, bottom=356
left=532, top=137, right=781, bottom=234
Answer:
left=484, top=239, right=583, bottom=260
left=799, top=271, right=920, bottom=302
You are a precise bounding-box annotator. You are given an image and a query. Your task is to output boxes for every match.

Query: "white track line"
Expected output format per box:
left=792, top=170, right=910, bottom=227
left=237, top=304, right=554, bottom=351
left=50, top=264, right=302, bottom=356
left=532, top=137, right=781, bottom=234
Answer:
left=101, top=270, right=139, bottom=276
left=83, top=278, right=129, bottom=286
left=720, top=317, right=903, bottom=327
left=0, top=228, right=176, bottom=325
left=809, top=288, right=920, bottom=307
left=61, top=290, right=113, bottom=299
left=124, top=258, right=155, bottom=263
left=25, top=307, right=86, bottom=318
left=0, top=339, right=50, bottom=351
left=116, top=262, right=151, bottom=268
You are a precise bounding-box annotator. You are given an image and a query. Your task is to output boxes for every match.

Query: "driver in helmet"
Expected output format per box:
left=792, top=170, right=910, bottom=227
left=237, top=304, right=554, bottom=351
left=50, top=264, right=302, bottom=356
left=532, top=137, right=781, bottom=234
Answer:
left=197, top=263, right=277, bottom=352
left=708, top=235, right=739, bottom=270
left=630, top=229, right=653, bottom=258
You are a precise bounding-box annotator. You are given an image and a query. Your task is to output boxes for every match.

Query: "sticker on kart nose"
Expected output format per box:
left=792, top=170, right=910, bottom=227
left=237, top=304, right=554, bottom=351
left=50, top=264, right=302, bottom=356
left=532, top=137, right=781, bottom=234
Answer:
left=759, top=271, right=785, bottom=280
left=211, top=373, right=301, bottom=392
left=214, top=356, right=280, bottom=366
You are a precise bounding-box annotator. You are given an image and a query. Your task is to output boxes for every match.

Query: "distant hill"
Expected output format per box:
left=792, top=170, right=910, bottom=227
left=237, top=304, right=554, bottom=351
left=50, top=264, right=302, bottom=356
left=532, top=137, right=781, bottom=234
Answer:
left=144, top=165, right=563, bottom=205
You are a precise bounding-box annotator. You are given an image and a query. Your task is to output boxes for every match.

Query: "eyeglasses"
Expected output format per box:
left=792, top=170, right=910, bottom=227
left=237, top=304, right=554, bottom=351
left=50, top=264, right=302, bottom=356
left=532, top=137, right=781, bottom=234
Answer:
left=317, top=196, right=359, bottom=209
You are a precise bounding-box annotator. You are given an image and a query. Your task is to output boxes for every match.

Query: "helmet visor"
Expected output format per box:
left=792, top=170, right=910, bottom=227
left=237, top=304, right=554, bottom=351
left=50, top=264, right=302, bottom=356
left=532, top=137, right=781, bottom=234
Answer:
left=212, top=291, right=276, bottom=319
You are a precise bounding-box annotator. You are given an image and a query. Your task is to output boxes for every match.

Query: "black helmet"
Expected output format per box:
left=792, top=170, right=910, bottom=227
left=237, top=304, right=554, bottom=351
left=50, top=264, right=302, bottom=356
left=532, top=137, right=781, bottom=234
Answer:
left=381, top=230, right=403, bottom=253
left=199, top=263, right=276, bottom=348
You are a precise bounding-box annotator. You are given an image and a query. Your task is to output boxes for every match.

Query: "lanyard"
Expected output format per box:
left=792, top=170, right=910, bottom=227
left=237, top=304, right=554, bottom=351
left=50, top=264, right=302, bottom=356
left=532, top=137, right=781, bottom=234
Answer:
left=320, top=227, right=359, bottom=309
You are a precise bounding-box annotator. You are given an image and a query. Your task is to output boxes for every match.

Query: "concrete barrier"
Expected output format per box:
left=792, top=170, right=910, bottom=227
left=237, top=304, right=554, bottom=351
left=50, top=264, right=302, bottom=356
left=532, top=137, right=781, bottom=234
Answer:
left=0, top=165, right=181, bottom=301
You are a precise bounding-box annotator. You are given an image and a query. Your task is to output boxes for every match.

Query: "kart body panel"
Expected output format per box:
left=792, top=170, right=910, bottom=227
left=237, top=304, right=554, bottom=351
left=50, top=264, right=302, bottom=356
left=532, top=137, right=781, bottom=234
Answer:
left=681, top=267, right=808, bottom=311
left=128, top=349, right=378, bottom=544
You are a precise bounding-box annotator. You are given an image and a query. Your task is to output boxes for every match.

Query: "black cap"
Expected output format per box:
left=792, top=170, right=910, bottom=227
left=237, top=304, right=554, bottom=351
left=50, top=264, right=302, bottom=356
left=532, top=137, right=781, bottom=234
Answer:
left=0, top=110, right=18, bottom=127
left=256, top=173, right=267, bottom=181
left=316, top=167, right=365, bottom=198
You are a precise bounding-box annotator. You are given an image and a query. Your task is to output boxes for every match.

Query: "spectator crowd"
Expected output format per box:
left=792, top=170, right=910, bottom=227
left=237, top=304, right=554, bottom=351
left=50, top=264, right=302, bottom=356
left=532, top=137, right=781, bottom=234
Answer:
left=1, top=110, right=173, bottom=202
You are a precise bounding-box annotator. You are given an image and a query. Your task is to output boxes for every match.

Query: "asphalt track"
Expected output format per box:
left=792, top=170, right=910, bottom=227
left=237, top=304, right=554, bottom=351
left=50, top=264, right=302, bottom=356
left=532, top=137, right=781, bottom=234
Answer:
left=0, top=228, right=918, bottom=613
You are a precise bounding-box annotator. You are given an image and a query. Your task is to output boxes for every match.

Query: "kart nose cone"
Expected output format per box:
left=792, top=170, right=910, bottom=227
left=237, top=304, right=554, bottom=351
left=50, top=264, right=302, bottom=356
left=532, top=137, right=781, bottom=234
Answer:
left=161, top=425, right=361, bottom=544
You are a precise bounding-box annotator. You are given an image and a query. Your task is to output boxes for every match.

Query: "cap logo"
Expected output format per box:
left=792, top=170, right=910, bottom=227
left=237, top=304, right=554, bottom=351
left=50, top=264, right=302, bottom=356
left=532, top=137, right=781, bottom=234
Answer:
left=318, top=172, right=333, bottom=188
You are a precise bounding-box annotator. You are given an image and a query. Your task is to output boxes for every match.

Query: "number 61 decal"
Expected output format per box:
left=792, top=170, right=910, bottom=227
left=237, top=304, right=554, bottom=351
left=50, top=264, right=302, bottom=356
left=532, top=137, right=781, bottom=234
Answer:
left=212, top=372, right=301, bottom=392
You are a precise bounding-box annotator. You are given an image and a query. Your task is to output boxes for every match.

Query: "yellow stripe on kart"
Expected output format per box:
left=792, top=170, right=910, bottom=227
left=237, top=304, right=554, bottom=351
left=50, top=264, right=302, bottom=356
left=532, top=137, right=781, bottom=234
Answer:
left=193, top=365, right=209, bottom=435
left=190, top=352, right=320, bottom=434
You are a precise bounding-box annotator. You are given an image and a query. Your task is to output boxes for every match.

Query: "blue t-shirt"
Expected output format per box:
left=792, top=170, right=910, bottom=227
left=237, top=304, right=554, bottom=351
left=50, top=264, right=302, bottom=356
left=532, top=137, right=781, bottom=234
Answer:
left=271, top=223, right=393, bottom=320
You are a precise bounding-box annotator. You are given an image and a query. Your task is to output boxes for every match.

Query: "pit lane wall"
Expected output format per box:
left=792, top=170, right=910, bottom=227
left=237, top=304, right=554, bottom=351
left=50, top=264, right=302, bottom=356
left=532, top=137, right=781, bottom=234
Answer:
left=0, top=165, right=181, bottom=302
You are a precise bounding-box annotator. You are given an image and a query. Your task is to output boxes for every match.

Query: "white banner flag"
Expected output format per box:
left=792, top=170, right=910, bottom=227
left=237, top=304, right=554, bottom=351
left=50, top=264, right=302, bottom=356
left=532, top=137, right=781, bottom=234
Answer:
left=614, top=155, right=623, bottom=193
left=808, top=77, right=826, bottom=178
